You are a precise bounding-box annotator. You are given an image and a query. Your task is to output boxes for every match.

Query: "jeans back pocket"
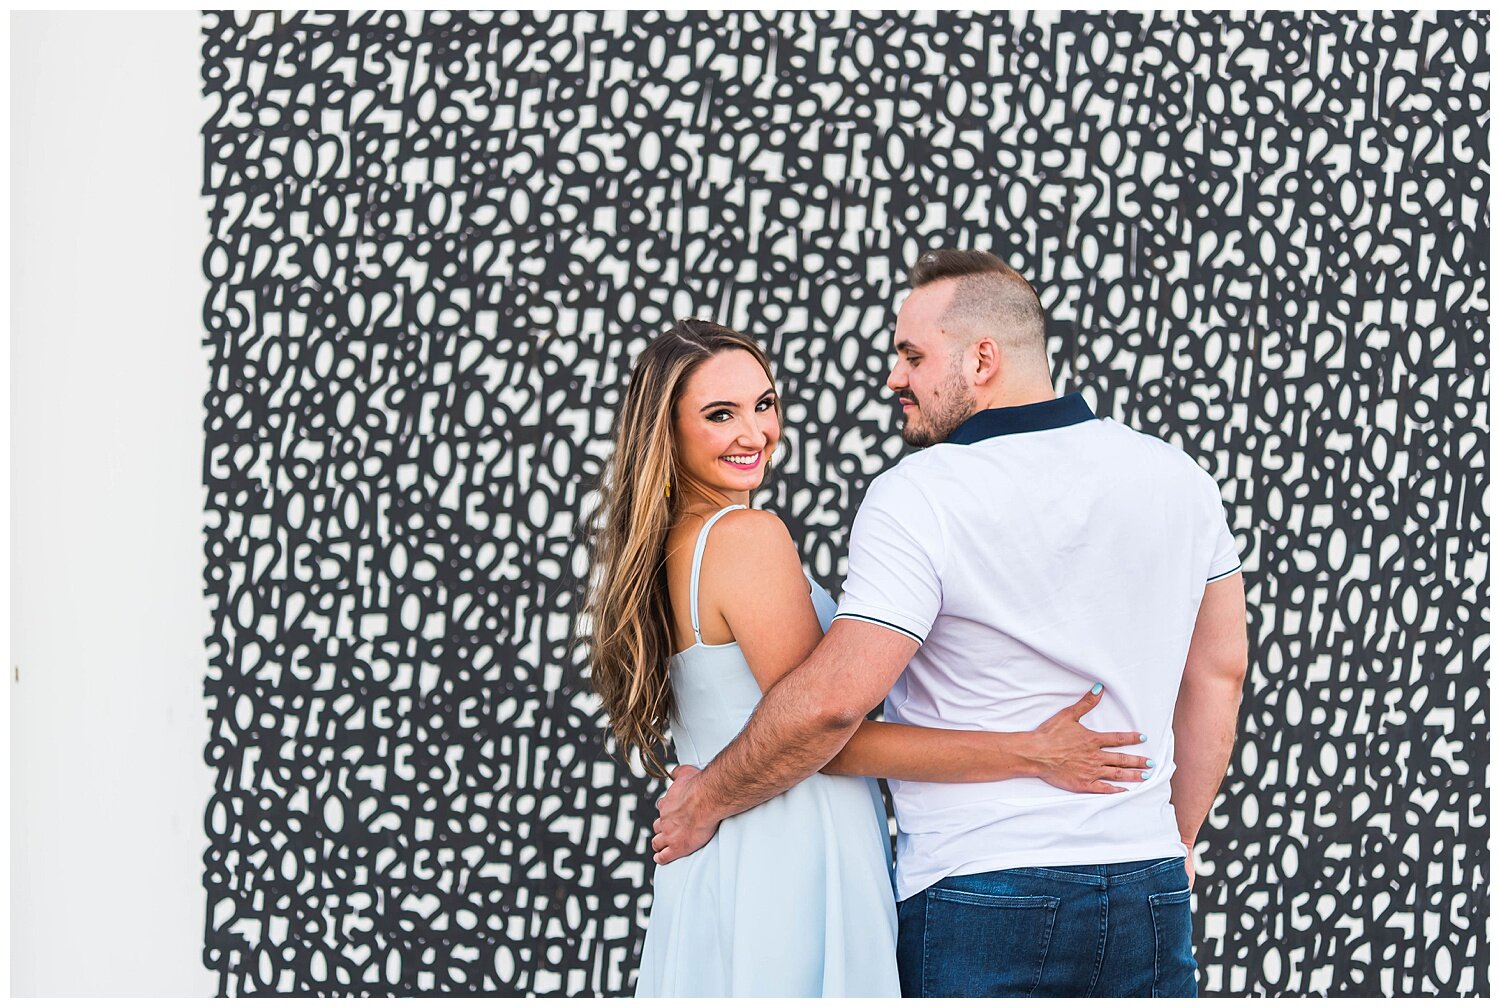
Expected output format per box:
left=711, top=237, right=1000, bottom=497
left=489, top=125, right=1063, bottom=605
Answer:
left=1147, top=888, right=1197, bottom=997
left=923, top=889, right=1060, bottom=997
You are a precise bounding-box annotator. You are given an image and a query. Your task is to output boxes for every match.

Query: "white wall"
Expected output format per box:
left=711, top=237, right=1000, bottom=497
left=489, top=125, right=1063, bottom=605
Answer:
left=10, top=12, right=217, bottom=995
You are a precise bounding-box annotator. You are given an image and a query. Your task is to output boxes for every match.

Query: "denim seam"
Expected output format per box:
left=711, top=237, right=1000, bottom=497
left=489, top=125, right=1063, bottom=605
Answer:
left=928, top=890, right=1059, bottom=909
left=994, top=866, right=1104, bottom=883
left=920, top=892, right=932, bottom=998
left=1025, top=900, right=1060, bottom=996
left=1149, top=888, right=1192, bottom=996
left=996, top=852, right=1182, bottom=888
left=1150, top=892, right=1165, bottom=996
left=995, top=857, right=1182, bottom=886
left=1085, top=884, right=1108, bottom=996
left=1109, top=857, right=1185, bottom=885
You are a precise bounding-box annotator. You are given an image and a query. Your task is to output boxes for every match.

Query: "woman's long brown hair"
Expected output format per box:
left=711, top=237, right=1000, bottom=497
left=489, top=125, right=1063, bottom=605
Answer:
left=581, top=319, right=779, bottom=779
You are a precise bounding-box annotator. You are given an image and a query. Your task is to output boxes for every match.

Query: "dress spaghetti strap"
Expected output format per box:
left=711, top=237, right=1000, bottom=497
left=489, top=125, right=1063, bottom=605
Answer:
left=687, top=504, right=747, bottom=645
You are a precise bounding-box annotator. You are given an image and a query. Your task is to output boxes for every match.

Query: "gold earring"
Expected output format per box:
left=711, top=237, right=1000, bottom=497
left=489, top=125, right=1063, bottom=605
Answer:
left=665, top=476, right=672, bottom=499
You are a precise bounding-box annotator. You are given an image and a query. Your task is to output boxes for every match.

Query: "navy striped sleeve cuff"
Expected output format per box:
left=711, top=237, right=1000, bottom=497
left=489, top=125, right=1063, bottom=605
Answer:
left=1207, top=562, right=1242, bottom=583
left=831, top=612, right=925, bottom=644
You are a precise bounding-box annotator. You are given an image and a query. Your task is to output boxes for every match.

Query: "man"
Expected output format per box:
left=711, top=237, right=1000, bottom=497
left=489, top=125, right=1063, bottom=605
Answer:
left=652, top=249, right=1249, bottom=997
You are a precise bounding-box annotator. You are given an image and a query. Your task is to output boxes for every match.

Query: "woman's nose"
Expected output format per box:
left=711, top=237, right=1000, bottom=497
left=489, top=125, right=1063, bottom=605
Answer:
left=739, top=418, right=769, bottom=447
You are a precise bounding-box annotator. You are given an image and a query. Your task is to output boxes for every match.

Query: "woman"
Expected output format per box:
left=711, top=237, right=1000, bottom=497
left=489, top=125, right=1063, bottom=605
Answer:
left=583, top=319, right=1149, bottom=996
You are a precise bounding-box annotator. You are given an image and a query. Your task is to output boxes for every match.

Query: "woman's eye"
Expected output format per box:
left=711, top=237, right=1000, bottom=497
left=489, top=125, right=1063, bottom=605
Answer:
left=708, top=410, right=731, bottom=422
left=756, top=398, right=775, bottom=412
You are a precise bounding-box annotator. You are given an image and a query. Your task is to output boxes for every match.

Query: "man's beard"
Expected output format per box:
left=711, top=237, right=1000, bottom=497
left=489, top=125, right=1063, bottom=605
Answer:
left=899, top=365, right=976, bottom=448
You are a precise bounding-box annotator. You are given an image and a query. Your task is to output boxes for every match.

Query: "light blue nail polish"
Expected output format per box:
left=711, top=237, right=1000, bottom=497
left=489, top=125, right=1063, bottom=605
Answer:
left=1139, top=734, right=1148, bottom=743
left=1142, top=771, right=1152, bottom=780
left=1091, top=683, right=1103, bottom=695
left=1147, top=759, right=1155, bottom=768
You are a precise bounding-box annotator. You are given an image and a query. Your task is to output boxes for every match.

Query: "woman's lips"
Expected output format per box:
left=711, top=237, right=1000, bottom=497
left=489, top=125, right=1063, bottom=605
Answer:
left=720, top=451, right=762, bottom=470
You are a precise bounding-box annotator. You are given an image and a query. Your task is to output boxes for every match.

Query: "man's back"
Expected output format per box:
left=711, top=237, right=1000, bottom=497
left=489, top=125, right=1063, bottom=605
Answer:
left=834, top=395, right=1241, bottom=901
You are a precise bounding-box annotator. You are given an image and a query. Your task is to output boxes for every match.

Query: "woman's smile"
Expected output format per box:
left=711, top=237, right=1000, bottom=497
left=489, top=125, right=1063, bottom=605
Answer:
left=721, top=450, right=762, bottom=470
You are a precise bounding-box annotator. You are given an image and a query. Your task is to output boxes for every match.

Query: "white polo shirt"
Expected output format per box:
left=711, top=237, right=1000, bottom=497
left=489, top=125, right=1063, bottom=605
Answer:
left=833, top=392, right=1241, bottom=901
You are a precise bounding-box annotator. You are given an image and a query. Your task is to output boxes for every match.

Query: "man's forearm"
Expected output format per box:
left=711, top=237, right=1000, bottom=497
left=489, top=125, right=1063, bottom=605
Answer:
left=1170, top=674, right=1244, bottom=844
left=661, top=621, right=920, bottom=845
left=684, top=662, right=863, bottom=823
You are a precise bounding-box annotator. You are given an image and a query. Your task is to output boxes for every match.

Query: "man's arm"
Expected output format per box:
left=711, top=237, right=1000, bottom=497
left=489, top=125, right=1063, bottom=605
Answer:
left=1170, top=572, right=1249, bottom=882
left=652, top=619, right=915, bottom=863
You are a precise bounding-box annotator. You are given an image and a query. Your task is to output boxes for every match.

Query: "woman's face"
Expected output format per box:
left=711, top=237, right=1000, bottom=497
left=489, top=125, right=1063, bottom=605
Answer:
left=672, top=349, right=780, bottom=503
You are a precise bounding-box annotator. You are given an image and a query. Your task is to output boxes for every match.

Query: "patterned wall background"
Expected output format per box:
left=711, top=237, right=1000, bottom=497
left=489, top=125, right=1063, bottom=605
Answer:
left=198, top=10, right=1488, bottom=996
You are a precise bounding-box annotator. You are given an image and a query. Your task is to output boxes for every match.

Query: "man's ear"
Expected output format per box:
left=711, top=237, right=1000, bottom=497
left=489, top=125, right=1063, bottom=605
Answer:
left=972, top=336, right=1002, bottom=385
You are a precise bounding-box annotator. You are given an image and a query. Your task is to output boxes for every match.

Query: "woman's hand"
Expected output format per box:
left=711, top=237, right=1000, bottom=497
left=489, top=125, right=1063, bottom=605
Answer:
left=1023, top=686, right=1152, bottom=793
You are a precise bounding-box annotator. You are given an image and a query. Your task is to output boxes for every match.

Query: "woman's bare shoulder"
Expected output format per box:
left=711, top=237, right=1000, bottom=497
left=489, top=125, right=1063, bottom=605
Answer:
left=713, top=506, right=792, bottom=538
left=699, top=508, right=803, bottom=579
left=698, top=508, right=818, bottom=654
left=716, top=507, right=803, bottom=558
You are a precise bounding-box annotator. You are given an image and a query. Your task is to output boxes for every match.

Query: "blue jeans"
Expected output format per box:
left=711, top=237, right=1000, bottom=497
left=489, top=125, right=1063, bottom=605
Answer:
left=897, top=857, right=1197, bottom=997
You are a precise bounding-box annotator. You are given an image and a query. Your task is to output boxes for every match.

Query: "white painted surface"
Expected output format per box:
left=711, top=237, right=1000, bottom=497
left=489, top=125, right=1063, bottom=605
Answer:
left=11, top=11, right=217, bottom=995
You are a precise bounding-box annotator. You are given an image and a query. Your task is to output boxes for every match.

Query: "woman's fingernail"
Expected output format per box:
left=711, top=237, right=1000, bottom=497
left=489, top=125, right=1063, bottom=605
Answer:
left=1139, top=734, right=1148, bottom=743
left=1142, top=771, right=1152, bottom=780
left=1091, top=683, right=1103, bottom=695
left=1147, top=759, right=1156, bottom=768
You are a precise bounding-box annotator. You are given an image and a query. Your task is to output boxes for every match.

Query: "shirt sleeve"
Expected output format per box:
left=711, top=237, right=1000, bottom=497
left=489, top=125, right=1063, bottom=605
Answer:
left=833, top=470, right=944, bottom=643
left=1204, top=479, right=1242, bottom=583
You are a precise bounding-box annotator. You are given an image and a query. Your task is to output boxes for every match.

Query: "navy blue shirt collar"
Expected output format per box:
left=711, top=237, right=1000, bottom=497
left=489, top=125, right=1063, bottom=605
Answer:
left=944, top=392, right=1097, bottom=445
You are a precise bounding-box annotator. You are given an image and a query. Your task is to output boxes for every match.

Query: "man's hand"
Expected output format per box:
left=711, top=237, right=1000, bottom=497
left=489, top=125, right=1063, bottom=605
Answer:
left=1183, top=835, right=1198, bottom=889
left=650, top=765, right=719, bottom=865
left=1023, top=687, right=1152, bottom=793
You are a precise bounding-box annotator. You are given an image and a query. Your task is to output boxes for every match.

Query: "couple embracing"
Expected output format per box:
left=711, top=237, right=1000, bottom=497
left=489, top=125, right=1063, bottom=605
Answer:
left=584, top=250, right=1248, bottom=998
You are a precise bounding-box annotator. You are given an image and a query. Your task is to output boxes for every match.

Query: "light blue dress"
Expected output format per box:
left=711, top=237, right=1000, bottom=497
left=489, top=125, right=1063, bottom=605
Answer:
left=634, top=505, right=901, bottom=997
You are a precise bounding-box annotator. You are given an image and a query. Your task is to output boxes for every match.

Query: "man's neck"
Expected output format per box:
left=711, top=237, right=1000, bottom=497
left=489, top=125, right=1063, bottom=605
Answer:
left=971, top=384, right=1058, bottom=414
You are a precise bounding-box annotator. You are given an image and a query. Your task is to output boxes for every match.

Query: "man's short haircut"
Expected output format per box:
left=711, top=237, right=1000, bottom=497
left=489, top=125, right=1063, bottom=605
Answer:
left=908, top=249, right=1048, bottom=372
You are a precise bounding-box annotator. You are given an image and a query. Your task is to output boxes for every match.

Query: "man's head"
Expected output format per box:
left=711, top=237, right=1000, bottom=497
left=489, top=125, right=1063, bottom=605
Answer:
left=887, top=249, right=1051, bottom=447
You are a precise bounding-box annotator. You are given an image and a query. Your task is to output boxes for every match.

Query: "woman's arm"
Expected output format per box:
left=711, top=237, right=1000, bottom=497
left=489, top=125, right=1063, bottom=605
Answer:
left=821, top=687, right=1152, bottom=793
left=704, top=510, right=838, bottom=692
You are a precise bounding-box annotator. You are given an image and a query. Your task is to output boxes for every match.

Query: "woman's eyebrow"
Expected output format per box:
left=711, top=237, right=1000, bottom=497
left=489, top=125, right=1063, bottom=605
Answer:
left=699, top=388, right=774, bottom=412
